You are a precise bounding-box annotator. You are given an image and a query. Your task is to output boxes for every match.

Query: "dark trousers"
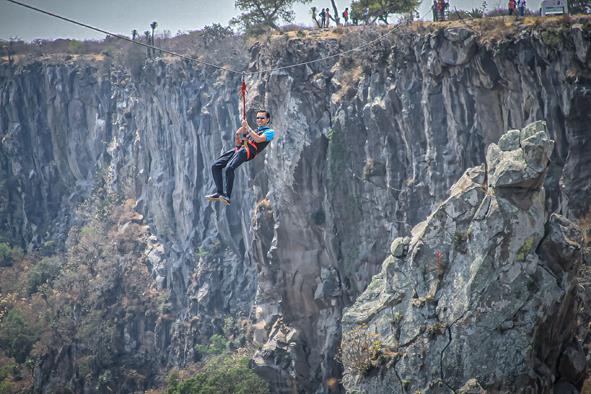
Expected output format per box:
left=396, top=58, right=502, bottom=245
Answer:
left=211, top=147, right=248, bottom=198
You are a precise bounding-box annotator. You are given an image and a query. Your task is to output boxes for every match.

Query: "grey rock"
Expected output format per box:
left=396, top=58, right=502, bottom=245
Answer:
left=538, top=213, right=583, bottom=275
left=252, top=318, right=299, bottom=393
left=439, top=28, right=477, bottom=66
left=553, top=381, right=579, bottom=394
left=572, top=24, right=589, bottom=64
left=558, top=342, right=586, bottom=383
left=341, top=123, right=583, bottom=393
left=458, top=378, right=486, bottom=394
left=390, top=236, right=410, bottom=258
left=487, top=122, right=554, bottom=192
left=498, top=129, right=521, bottom=151
left=314, top=266, right=342, bottom=300
left=520, top=120, right=548, bottom=142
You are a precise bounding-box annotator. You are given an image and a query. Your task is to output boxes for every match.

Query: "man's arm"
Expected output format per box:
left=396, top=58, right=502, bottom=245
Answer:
left=241, top=120, right=267, bottom=143
left=235, top=127, right=244, bottom=146
left=246, top=128, right=267, bottom=143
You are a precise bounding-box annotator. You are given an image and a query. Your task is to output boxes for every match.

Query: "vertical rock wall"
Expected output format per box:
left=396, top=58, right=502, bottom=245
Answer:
left=247, top=25, right=591, bottom=392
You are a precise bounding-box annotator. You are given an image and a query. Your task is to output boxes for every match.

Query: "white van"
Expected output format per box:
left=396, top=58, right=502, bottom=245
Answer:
left=541, top=0, right=568, bottom=15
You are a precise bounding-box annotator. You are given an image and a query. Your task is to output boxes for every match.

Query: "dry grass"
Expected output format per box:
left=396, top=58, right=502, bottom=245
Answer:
left=245, top=24, right=392, bottom=44
left=286, top=29, right=339, bottom=40
left=579, top=208, right=591, bottom=247
left=331, top=64, right=363, bottom=102
left=406, top=14, right=591, bottom=45
left=3, top=15, right=590, bottom=67
left=256, top=197, right=272, bottom=210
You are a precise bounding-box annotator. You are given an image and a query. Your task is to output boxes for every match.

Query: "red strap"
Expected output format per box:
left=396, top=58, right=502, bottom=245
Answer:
left=241, top=75, right=246, bottom=121
left=245, top=142, right=257, bottom=160
left=240, top=74, right=250, bottom=159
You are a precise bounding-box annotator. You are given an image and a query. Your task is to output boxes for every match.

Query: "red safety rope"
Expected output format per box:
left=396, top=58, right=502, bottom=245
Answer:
left=239, top=73, right=250, bottom=158
left=240, top=73, right=247, bottom=121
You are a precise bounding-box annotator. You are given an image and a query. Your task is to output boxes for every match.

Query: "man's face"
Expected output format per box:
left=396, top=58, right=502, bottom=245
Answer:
left=256, top=112, right=270, bottom=127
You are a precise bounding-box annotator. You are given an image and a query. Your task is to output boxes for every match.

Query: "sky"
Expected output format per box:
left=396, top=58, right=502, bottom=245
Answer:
left=0, top=0, right=545, bottom=42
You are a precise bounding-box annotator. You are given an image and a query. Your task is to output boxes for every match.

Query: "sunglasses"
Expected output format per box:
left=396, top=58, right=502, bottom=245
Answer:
left=256, top=116, right=267, bottom=120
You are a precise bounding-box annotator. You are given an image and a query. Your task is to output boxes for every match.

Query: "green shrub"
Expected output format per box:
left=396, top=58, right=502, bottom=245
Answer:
left=209, top=334, right=229, bottom=354
left=195, top=246, right=208, bottom=258
left=540, top=29, right=562, bottom=47
left=201, top=23, right=234, bottom=46
left=195, top=334, right=228, bottom=355
left=39, top=240, right=57, bottom=256
left=223, top=316, right=236, bottom=335
left=96, top=370, right=113, bottom=391
left=80, top=225, right=97, bottom=237
left=516, top=236, right=535, bottom=262
left=327, top=128, right=336, bottom=142
left=0, top=309, right=39, bottom=363
left=166, top=355, right=269, bottom=394
left=76, top=356, right=92, bottom=377
left=68, top=40, right=84, bottom=54
left=338, top=325, right=384, bottom=376
left=0, top=243, right=12, bottom=266
left=0, top=361, right=16, bottom=381
left=0, top=380, right=15, bottom=393
left=27, top=256, right=62, bottom=295
left=10, top=247, right=23, bottom=262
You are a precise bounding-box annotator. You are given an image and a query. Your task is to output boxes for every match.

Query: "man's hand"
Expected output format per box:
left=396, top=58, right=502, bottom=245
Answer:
left=241, top=120, right=250, bottom=132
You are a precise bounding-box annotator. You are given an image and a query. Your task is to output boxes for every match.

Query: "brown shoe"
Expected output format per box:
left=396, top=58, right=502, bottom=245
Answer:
left=205, top=193, right=222, bottom=202
left=219, top=194, right=231, bottom=206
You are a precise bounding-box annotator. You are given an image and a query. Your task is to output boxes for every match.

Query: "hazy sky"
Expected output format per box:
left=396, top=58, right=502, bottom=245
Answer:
left=1, top=0, right=544, bottom=41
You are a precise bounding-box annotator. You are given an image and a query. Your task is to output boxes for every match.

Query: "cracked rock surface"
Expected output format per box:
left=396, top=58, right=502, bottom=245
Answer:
left=341, top=121, right=583, bottom=393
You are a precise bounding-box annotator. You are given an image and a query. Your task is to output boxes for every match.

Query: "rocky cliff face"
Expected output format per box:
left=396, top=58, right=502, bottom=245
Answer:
left=1, top=19, right=590, bottom=392
left=341, top=121, right=585, bottom=392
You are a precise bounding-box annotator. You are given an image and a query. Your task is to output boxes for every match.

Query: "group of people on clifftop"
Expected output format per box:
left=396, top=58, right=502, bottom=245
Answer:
left=432, top=0, right=450, bottom=21
left=508, top=0, right=528, bottom=16
left=317, top=6, right=354, bottom=28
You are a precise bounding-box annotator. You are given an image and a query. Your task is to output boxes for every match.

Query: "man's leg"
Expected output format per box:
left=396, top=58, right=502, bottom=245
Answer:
left=224, top=149, right=248, bottom=200
left=211, top=149, right=235, bottom=195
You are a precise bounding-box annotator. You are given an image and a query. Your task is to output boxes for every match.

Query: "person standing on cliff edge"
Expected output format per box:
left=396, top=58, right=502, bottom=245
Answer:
left=205, top=110, right=276, bottom=206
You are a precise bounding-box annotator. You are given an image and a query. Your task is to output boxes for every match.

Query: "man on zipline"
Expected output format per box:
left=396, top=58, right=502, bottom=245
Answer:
left=205, top=110, right=276, bottom=205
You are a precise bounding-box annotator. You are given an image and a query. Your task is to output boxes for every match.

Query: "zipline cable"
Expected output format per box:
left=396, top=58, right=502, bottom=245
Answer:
left=246, top=19, right=419, bottom=75
left=4, top=0, right=237, bottom=74
left=5, top=0, right=428, bottom=77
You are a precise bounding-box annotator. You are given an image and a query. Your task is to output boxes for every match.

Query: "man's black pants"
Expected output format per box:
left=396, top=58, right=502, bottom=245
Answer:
left=211, top=147, right=248, bottom=198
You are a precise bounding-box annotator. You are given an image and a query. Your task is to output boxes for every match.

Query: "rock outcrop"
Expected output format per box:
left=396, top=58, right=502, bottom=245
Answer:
left=341, top=121, right=584, bottom=392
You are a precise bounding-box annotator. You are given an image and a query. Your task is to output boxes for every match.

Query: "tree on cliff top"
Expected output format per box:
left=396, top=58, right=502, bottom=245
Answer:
left=351, top=0, right=420, bottom=24
left=230, top=0, right=312, bottom=34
